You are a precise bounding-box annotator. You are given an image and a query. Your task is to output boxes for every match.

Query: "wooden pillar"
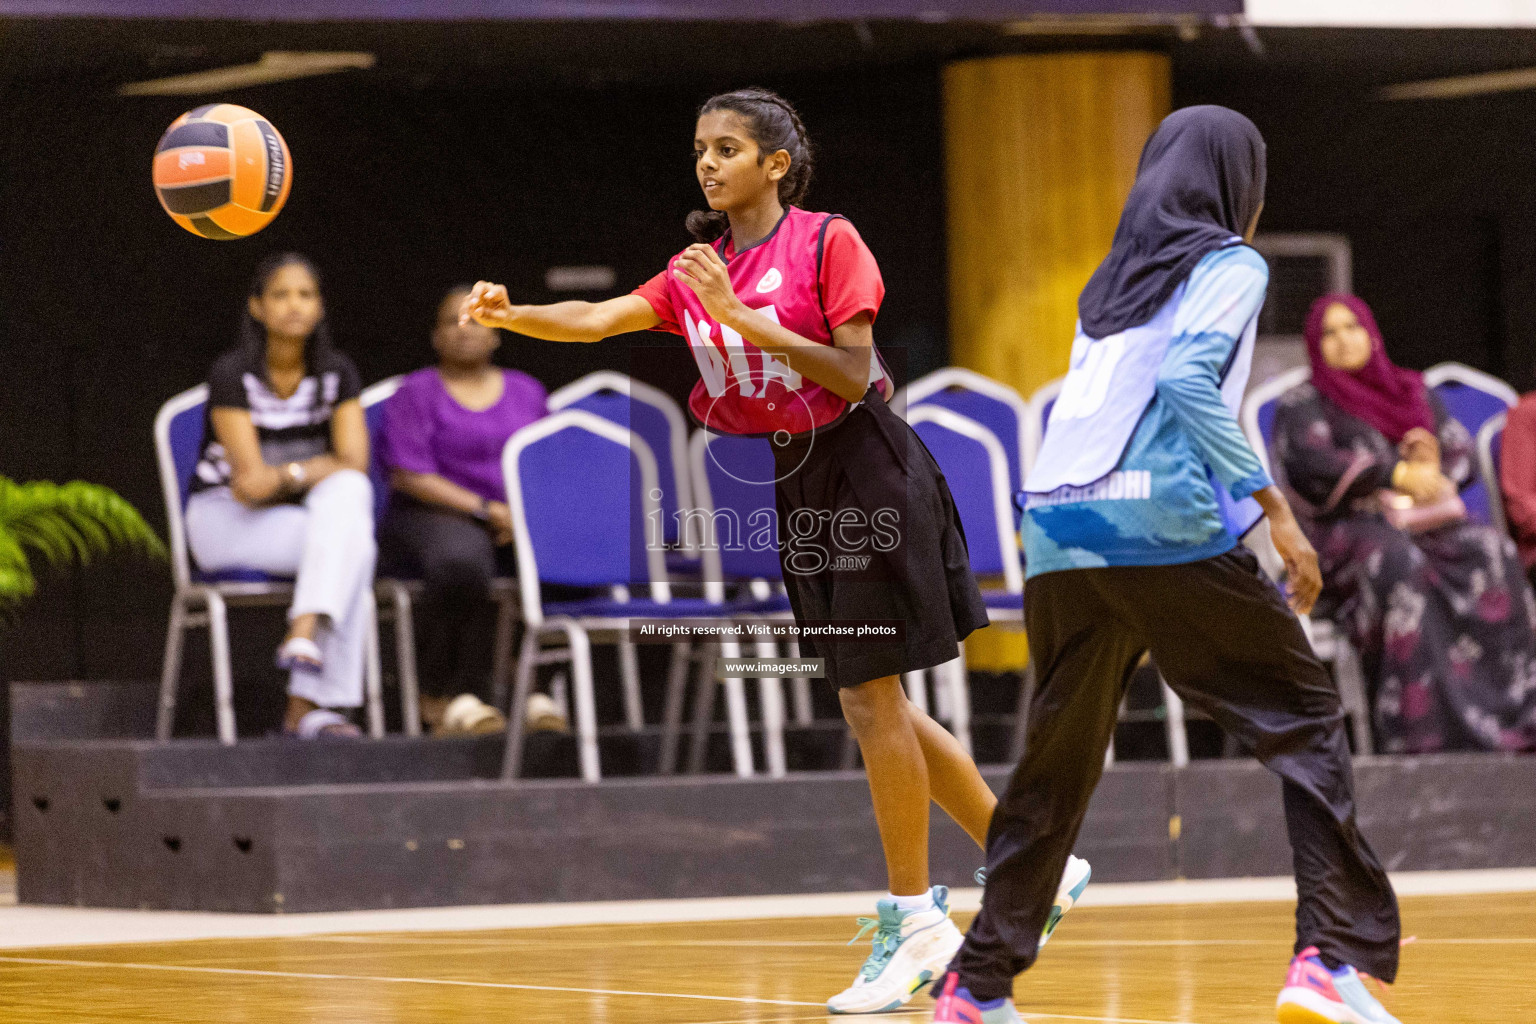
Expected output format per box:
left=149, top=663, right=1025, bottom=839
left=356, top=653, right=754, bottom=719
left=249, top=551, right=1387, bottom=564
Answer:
left=943, top=52, right=1171, bottom=673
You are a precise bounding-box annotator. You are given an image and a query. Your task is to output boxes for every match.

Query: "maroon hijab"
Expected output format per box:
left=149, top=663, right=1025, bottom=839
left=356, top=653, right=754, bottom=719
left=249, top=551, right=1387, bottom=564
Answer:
left=1304, top=293, right=1436, bottom=443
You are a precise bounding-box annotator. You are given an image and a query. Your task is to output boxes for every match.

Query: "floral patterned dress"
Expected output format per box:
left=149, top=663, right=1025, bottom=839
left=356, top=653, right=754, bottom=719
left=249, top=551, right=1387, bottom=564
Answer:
left=1273, top=382, right=1536, bottom=753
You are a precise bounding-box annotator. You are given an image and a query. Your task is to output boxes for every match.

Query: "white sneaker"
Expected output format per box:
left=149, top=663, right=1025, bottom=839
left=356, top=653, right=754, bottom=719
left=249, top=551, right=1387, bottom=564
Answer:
left=439, top=693, right=507, bottom=735
left=524, top=692, right=568, bottom=733
left=1041, top=855, right=1092, bottom=949
left=826, top=886, right=964, bottom=1015
left=972, top=853, right=1093, bottom=949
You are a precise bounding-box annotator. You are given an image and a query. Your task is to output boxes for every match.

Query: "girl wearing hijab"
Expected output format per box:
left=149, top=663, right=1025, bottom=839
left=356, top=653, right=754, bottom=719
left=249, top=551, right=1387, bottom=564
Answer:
left=932, top=107, right=1404, bottom=1024
left=1272, top=295, right=1536, bottom=755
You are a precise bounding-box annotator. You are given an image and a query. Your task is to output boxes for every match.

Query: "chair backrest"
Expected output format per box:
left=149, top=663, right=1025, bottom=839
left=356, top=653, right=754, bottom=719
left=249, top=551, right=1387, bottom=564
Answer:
left=1239, top=365, right=1312, bottom=478
left=547, top=371, right=693, bottom=548
left=502, top=409, right=668, bottom=624
left=688, top=431, right=783, bottom=601
left=359, top=375, right=404, bottom=528
left=1479, top=411, right=1509, bottom=537
left=1425, top=363, right=1517, bottom=528
left=153, top=384, right=210, bottom=590
left=1026, top=377, right=1065, bottom=471
left=1424, top=362, right=1518, bottom=435
left=896, top=367, right=1030, bottom=495
left=907, top=405, right=1024, bottom=593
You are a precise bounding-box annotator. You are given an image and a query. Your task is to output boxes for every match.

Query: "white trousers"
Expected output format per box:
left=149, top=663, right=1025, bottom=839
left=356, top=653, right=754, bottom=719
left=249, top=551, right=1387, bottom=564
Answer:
left=185, top=469, right=377, bottom=708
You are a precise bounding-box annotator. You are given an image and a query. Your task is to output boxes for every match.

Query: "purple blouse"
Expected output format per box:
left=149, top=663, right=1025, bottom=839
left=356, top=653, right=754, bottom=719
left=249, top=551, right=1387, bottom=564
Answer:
left=380, top=367, right=549, bottom=503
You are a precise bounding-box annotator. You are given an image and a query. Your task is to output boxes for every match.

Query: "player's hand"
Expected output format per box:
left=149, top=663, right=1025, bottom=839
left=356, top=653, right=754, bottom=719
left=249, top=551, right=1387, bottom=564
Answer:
left=1269, top=511, right=1322, bottom=615
left=672, top=243, right=742, bottom=324
left=461, top=281, right=513, bottom=329
left=1252, top=485, right=1321, bottom=616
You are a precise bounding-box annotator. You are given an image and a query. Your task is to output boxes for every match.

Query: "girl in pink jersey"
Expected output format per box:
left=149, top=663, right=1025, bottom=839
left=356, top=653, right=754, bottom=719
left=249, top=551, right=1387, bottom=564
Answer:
left=463, top=88, right=1082, bottom=1013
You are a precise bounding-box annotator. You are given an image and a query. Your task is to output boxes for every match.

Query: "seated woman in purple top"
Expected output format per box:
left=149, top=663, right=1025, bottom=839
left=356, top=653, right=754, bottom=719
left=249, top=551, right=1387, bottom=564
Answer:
left=379, top=285, right=550, bottom=734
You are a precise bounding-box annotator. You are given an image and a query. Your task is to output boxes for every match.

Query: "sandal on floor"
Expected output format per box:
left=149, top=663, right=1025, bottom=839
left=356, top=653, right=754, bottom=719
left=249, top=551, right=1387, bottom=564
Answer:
left=287, top=708, right=363, bottom=740
left=437, top=693, right=508, bottom=736
left=276, top=636, right=324, bottom=675
left=524, top=693, right=570, bottom=734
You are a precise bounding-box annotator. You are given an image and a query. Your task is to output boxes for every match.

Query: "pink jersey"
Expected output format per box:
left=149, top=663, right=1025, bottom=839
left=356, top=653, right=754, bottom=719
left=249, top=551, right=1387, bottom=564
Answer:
left=651, top=207, right=893, bottom=437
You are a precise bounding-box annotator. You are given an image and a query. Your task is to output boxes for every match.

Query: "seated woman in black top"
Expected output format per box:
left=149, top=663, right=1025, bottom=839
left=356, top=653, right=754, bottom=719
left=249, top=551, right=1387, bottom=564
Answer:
left=184, top=253, right=375, bottom=739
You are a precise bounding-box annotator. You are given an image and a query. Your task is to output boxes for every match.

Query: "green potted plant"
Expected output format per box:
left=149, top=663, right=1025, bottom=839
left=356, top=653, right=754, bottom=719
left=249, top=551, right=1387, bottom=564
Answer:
left=0, top=477, right=165, bottom=612
left=0, top=475, right=165, bottom=845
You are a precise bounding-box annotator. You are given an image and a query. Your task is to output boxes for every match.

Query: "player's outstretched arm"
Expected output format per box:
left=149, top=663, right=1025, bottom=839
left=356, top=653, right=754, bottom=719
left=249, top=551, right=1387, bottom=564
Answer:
left=460, top=281, right=660, bottom=343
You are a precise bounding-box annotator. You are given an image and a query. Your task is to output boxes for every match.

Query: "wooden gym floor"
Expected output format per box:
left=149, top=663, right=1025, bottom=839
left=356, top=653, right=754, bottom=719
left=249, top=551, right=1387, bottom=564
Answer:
left=1, top=891, right=1532, bottom=1023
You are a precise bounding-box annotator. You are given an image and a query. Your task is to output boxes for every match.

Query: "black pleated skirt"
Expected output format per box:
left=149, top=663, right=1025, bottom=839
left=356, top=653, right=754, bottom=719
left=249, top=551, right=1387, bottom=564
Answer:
left=771, top=385, right=991, bottom=689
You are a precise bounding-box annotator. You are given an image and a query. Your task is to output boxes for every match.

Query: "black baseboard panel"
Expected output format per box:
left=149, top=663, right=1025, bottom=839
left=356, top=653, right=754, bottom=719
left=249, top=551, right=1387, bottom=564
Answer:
left=13, top=739, right=1536, bottom=913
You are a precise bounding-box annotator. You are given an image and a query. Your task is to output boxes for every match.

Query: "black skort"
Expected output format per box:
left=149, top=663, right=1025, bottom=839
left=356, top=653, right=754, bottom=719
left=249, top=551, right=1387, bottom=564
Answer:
left=770, top=385, right=991, bottom=689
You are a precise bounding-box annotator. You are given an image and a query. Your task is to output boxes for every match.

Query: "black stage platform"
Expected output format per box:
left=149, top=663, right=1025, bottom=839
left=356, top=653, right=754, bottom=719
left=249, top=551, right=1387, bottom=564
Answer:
left=13, top=735, right=1536, bottom=912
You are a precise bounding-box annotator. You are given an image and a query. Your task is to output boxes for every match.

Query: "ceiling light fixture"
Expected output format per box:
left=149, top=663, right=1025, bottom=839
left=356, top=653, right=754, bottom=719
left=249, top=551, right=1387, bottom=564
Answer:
left=1380, top=66, right=1536, bottom=101
left=119, top=51, right=375, bottom=97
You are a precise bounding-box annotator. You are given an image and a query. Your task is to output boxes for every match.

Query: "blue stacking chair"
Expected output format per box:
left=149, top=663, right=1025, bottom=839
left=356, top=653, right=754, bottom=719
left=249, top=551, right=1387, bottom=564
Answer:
left=897, top=367, right=1031, bottom=494
left=666, top=431, right=810, bottom=778
left=1479, top=412, right=1509, bottom=538
left=688, top=433, right=786, bottom=591
left=1239, top=367, right=1374, bottom=755
left=498, top=410, right=756, bottom=782
left=1246, top=362, right=1514, bottom=531
left=907, top=405, right=1033, bottom=755
left=1425, top=362, right=1518, bottom=527
left=360, top=377, right=403, bottom=527
left=153, top=385, right=385, bottom=744
left=1026, top=377, right=1065, bottom=471
left=1425, top=361, right=1519, bottom=435
left=1240, top=366, right=1311, bottom=481
left=908, top=406, right=1024, bottom=608
left=548, top=372, right=698, bottom=730
left=548, top=371, right=696, bottom=563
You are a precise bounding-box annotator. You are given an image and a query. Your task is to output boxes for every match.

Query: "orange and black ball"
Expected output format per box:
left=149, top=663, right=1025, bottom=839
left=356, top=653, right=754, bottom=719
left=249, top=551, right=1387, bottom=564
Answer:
left=152, top=104, right=292, bottom=239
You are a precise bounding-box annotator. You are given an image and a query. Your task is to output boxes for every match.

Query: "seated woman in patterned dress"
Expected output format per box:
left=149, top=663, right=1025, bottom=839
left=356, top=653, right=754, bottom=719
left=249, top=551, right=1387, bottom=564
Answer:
left=1271, top=293, right=1536, bottom=753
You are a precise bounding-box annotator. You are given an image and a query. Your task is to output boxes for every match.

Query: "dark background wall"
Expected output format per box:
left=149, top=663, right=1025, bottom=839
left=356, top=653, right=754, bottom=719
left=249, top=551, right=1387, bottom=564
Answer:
left=9, top=22, right=1536, bottom=719
left=1177, top=65, right=1536, bottom=385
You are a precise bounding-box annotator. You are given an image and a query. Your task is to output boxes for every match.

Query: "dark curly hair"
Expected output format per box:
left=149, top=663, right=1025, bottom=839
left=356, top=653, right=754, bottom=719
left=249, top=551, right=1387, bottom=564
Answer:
left=687, top=87, right=814, bottom=242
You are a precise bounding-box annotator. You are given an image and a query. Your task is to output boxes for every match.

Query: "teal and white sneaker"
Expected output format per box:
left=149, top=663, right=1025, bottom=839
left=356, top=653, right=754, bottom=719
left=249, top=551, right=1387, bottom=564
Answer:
left=826, top=885, right=964, bottom=1015
left=973, top=854, right=1092, bottom=949
left=1043, top=855, right=1091, bottom=947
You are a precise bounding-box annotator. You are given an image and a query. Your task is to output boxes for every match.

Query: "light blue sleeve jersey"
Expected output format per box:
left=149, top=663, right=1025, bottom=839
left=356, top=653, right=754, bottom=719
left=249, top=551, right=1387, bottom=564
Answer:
left=1024, top=245, right=1272, bottom=577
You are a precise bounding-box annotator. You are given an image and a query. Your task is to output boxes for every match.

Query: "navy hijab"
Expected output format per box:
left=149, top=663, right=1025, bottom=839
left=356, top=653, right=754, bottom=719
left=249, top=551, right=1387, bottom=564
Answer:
left=1078, top=105, right=1267, bottom=340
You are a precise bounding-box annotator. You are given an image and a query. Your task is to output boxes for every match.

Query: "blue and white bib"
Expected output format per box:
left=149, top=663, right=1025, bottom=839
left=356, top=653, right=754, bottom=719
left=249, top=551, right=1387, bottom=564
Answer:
left=1023, top=244, right=1272, bottom=577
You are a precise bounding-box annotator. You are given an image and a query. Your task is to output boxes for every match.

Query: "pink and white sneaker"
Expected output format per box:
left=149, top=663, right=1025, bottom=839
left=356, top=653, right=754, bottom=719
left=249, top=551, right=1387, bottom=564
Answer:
left=930, top=972, right=1024, bottom=1024
left=1276, top=947, right=1401, bottom=1024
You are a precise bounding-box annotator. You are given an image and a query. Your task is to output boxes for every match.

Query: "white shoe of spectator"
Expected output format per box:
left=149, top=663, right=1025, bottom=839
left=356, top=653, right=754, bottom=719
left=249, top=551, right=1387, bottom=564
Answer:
left=525, top=693, right=569, bottom=734
left=438, top=693, right=507, bottom=736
